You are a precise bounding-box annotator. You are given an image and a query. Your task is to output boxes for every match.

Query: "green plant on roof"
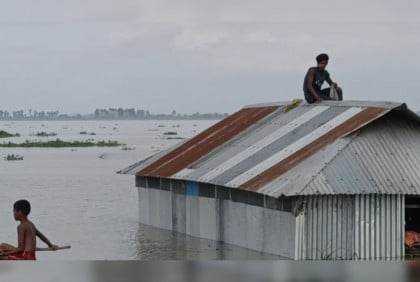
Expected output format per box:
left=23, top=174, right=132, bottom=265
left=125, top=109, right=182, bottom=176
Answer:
left=283, top=99, right=302, bottom=113
left=0, top=130, right=20, bottom=138
left=4, top=154, right=24, bottom=161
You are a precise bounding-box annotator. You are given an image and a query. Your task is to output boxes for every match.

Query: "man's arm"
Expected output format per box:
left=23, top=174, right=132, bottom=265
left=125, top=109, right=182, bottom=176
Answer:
left=326, top=76, right=338, bottom=88
left=306, top=68, right=322, bottom=102
left=35, top=227, right=59, bottom=250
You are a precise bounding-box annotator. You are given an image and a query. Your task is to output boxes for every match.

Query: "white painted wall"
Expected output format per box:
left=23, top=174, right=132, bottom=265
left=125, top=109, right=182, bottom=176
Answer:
left=137, top=187, right=295, bottom=258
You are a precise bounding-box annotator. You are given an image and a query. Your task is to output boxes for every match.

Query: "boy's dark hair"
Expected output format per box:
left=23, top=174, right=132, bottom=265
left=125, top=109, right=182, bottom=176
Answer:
left=14, top=200, right=31, bottom=216
left=316, top=53, right=329, bottom=63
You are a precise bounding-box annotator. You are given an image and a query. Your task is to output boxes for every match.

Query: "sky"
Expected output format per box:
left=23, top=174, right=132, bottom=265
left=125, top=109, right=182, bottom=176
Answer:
left=1, top=0, right=420, bottom=114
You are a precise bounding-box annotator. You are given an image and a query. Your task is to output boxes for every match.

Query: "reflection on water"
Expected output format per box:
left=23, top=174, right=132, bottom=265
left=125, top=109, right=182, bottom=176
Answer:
left=132, top=223, right=283, bottom=260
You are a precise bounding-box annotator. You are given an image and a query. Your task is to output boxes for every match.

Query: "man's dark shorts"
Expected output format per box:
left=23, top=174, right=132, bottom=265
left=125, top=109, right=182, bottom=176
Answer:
left=304, top=88, right=332, bottom=104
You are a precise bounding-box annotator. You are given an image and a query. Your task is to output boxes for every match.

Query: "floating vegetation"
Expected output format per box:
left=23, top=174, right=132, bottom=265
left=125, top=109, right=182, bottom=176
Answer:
left=163, top=131, right=178, bottom=136
left=121, top=146, right=135, bottom=151
left=157, top=125, right=165, bottom=127
left=172, top=124, right=180, bottom=128
left=80, top=131, right=96, bottom=135
left=34, top=132, right=57, bottom=137
left=0, top=139, right=121, bottom=148
left=166, top=137, right=185, bottom=140
left=4, top=154, right=23, bottom=161
left=0, top=130, right=20, bottom=138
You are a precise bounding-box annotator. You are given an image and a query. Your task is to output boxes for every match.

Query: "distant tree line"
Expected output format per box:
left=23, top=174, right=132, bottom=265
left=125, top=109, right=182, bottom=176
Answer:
left=0, top=109, right=80, bottom=120
left=0, top=108, right=228, bottom=120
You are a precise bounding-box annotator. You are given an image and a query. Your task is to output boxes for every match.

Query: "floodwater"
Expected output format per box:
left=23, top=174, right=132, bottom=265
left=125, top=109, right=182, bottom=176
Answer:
left=0, top=120, right=281, bottom=260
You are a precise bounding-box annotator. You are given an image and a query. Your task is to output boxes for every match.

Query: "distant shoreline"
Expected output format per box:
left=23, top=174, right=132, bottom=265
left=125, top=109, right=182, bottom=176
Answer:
left=0, top=108, right=229, bottom=121
left=0, top=117, right=224, bottom=121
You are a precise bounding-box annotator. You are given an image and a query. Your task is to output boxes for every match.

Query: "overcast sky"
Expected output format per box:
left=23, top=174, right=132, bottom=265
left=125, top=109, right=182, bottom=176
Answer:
left=1, top=1, right=420, bottom=114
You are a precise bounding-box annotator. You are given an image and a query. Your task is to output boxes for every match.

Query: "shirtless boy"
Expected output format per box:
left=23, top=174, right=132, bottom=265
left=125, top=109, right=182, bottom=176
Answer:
left=0, top=199, right=59, bottom=260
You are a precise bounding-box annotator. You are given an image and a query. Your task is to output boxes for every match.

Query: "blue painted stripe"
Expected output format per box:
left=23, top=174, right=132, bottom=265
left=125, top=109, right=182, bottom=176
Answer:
left=186, top=181, right=199, bottom=196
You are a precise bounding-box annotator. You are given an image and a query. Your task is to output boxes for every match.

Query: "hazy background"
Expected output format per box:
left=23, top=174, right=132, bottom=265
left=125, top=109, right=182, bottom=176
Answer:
left=1, top=0, right=420, bottom=114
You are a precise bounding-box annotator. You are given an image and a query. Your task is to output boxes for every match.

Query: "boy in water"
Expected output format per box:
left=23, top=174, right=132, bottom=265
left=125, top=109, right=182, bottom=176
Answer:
left=0, top=199, right=59, bottom=260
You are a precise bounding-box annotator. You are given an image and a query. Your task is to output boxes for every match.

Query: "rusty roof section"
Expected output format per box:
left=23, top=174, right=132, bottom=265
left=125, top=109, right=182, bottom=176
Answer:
left=123, top=100, right=420, bottom=196
left=240, top=107, right=389, bottom=192
left=137, top=106, right=279, bottom=177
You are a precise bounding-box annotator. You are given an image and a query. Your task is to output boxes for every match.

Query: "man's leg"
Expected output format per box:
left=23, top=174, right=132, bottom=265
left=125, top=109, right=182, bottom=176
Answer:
left=336, top=87, right=343, bottom=100
left=304, top=92, right=316, bottom=104
left=320, top=88, right=333, bottom=100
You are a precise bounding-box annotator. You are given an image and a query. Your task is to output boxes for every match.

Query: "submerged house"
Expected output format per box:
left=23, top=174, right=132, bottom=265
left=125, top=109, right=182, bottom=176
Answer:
left=120, top=100, right=420, bottom=260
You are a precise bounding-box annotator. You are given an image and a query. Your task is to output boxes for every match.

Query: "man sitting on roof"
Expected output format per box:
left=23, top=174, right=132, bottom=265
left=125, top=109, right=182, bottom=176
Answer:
left=303, top=53, right=343, bottom=103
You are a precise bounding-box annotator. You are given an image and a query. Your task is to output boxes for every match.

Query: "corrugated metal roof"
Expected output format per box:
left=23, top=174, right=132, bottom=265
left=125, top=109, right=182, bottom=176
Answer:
left=303, top=113, right=420, bottom=195
left=122, top=100, right=420, bottom=197
left=138, top=106, right=279, bottom=177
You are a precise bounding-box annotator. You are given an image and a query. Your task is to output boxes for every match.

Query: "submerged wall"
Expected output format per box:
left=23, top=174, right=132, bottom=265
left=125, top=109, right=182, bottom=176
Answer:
left=135, top=176, right=406, bottom=260
left=295, top=195, right=405, bottom=260
left=136, top=180, right=296, bottom=258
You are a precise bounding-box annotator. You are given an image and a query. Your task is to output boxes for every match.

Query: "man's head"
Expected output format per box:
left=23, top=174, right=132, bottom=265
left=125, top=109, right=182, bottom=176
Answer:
left=316, top=53, right=329, bottom=70
left=13, top=199, right=31, bottom=220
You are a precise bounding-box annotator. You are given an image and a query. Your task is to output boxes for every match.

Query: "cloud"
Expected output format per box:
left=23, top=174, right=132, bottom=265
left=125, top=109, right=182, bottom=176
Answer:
left=1, top=1, right=420, bottom=113
left=173, top=25, right=229, bottom=50
left=2, top=0, right=420, bottom=25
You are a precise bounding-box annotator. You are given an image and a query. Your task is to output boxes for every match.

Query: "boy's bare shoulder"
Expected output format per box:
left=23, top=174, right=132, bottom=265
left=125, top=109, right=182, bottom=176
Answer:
left=28, top=220, right=37, bottom=230
left=18, top=221, right=36, bottom=232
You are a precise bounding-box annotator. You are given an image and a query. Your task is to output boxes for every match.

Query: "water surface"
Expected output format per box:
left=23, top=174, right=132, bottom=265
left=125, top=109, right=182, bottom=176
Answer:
left=0, top=120, right=281, bottom=260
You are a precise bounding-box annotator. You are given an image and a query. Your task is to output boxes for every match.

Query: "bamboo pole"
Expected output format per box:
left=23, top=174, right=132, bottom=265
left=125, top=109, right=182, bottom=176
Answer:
left=36, top=245, right=71, bottom=251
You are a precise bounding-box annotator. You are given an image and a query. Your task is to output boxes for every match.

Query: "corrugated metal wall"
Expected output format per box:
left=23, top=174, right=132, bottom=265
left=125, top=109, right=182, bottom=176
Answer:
left=295, top=196, right=355, bottom=260
left=295, top=195, right=405, bottom=260
left=354, top=194, right=405, bottom=260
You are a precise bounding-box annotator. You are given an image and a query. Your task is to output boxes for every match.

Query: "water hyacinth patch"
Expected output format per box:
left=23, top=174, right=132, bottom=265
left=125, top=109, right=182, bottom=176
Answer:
left=0, top=139, right=121, bottom=147
left=0, top=130, right=20, bottom=138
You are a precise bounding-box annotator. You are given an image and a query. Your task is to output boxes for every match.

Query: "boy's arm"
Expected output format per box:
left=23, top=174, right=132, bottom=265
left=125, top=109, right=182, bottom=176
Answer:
left=3, top=226, right=25, bottom=255
left=35, top=227, right=59, bottom=250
